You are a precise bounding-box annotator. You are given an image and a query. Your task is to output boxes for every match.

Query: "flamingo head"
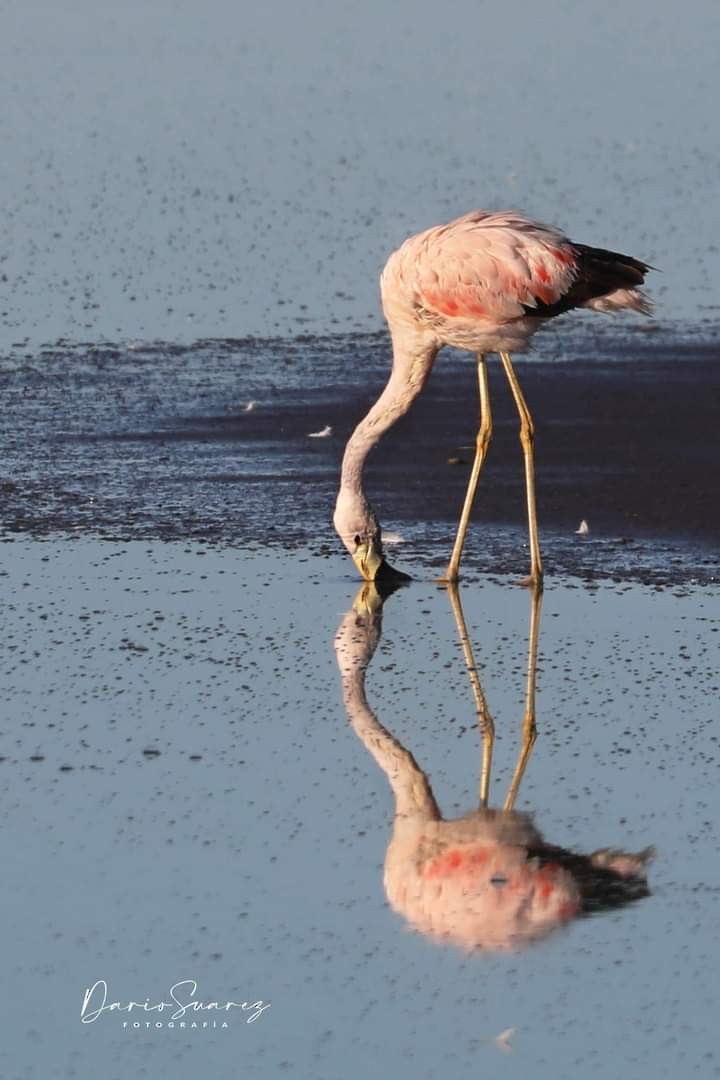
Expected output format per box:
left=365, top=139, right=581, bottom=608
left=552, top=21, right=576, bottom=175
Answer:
left=333, top=490, right=410, bottom=583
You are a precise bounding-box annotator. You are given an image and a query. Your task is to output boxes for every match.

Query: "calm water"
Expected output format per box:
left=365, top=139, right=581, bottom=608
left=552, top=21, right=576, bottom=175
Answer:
left=3, top=1, right=720, bottom=1076
left=2, top=540, right=719, bottom=1078
left=2, top=0, right=720, bottom=350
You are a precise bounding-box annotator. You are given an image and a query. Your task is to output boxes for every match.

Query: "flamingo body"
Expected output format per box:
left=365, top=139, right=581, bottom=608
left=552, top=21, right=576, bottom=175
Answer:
left=380, top=210, right=651, bottom=355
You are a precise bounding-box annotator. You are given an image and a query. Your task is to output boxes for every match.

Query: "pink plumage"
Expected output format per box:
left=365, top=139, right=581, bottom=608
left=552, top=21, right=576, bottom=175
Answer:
left=334, top=209, right=653, bottom=585
left=380, top=209, right=652, bottom=355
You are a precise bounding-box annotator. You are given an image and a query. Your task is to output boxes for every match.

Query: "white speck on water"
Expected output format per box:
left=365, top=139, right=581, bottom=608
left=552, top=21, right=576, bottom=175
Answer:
left=576, top=519, right=590, bottom=535
left=482, top=1028, right=515, bottom=1053
left=495, top=1028, right=515, bottom=1053
left=308, top=425, right=332, bottom=438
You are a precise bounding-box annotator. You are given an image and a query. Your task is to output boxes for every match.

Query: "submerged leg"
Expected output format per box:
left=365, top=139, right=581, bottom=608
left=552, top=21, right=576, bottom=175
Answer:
left=445, top=582, right=495, bottom=807
left=498, top=351, right=543, bottom=588
left=504, top=584, right=543, bottom=810
left=441, top=354, right=492, bottom=583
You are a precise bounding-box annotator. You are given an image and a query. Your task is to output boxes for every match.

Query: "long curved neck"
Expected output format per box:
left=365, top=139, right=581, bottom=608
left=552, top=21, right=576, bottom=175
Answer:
left=340, top=330, right=438, bottom=497
left=335, top=603, right=440, bottom=822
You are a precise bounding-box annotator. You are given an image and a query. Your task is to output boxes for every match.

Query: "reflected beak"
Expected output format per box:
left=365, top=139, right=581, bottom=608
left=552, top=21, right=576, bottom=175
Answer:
left=352, top=539, right=412, bottom=584
left=352, top=582, right=385, bottom=617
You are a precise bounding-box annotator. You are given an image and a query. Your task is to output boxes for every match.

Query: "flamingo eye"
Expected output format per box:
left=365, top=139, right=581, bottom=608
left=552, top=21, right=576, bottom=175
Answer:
left=490, top=874, right=508, bottom=886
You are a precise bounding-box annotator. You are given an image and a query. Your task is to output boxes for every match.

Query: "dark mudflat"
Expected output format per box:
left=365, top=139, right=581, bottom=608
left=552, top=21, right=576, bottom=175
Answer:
left=1, top=324, right=717, bottom=583
left=337, top=331, right=719, bottom=543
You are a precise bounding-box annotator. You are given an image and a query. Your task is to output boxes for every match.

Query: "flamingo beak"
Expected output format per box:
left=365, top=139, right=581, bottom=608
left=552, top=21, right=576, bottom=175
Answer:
left=352, top=538, right=385, bottom=581
left=352, top=539, right=411, bottom=583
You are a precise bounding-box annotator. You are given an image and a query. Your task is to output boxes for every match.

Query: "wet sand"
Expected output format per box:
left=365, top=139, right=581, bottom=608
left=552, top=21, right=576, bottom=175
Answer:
left=1, top=325, right=718, bottom=584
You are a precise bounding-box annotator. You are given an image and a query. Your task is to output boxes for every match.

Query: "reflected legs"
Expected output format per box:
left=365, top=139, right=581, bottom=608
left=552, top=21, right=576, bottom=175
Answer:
left=504, top=584, right=543, bottom=810
left=445, top=580, right=543, bottom=810
left=446, top=583, right=495, bottom=806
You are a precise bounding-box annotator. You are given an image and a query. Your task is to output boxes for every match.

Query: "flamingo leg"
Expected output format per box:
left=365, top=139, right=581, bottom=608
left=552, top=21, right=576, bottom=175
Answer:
left=441, top=353, right=492, bottom=583
left=504, top=584, right=543, bottom=811
left=445, top=582, right=495, bottom=807
left=498, top=351, right=543, bottom=588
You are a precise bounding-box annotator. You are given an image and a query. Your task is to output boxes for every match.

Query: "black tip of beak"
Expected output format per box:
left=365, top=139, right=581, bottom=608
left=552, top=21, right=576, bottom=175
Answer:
left=375, top=559, right=412, bottom=590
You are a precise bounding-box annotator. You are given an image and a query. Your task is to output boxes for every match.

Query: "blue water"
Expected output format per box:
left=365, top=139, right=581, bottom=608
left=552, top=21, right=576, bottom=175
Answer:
left=2, top=0, right=720, bottom=350
left=1, top=541, right=718, bottom=1079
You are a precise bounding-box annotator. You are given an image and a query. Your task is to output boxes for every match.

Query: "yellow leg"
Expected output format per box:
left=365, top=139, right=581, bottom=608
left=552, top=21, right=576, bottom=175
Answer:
left=445, top=582, right=495, bottom=807
left=504, top=584, right=543, bottom=810
left=441, top=354, right=492, bottom=583
left=498, top=351, right=543, bottom=589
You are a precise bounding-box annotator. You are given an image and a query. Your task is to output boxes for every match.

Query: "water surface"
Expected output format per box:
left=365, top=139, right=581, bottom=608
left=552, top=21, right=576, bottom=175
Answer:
left=1, top=540, right=718, bottom=1078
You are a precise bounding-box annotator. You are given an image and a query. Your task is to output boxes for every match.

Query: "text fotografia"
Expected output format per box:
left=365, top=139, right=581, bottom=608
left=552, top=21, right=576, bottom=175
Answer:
left=81, top=980, right=271, bottom=1028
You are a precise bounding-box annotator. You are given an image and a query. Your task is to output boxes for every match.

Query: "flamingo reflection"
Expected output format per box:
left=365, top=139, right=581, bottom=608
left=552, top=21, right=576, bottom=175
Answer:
left=334, top=584, right=652, bottom=952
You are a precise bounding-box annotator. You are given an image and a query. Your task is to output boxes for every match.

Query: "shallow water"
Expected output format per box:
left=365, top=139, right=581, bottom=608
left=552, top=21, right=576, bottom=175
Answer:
left=2, top=539, right=719, bottom=1078
left=3, top=0, right=720, bottom=348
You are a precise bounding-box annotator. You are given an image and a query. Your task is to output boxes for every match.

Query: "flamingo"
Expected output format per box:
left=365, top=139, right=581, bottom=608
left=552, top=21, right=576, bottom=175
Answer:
left=333, top=210, right=653, bottom=585
left=334, top=582, right=653, bottom=951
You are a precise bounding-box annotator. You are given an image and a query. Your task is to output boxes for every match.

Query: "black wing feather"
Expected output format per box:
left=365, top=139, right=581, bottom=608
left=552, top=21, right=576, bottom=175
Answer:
left=524, top=244, right=652, bottom=319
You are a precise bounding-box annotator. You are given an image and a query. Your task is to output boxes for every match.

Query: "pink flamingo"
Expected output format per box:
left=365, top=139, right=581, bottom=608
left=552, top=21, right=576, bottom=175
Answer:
left=334, top=582, right=653, bottom=952
left=334, top=210, right=653, bottom=586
